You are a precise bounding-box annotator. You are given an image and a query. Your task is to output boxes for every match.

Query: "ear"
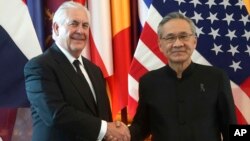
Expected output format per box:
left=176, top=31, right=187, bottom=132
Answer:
left=192, top=36, right=198, bottom=49
left=158, top=37, right=164, bottom=52
left=52, top=23, right=59, bottom=36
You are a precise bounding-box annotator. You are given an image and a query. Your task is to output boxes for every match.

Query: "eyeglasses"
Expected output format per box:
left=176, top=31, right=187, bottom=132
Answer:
left=161, top=33, right=195, bottom=43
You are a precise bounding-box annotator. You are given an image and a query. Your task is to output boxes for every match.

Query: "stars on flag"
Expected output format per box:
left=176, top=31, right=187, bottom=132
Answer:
left=208, top=28, right=220, bottom=39
left=225, top=30, right=236, bottom=40
left=242, top=29, right=250, bottom=40
left=227, top=45, right=239, bottom=56
left=219, top=0, right=231, bottom=9
left=222, top=13, right=234, bottom=25
left=174, top=0, right=185, bottom=5
left=235, top=0, right=245, bottom=9
left=207, top=12, right=219, bottom=24
left=211, top=44, right=223, bottom=55
left=205, top=0, right=216, bottom=8
left=230, top=60, right=242, bottom=72
left=245, top=46, right=250, bottom=56
left=191, top=12, right=203, bottom=23
left=190, top=0, right=202, bottom=8
left=164, top=0, right=250, bottom=84
left=240, top=14, right=250, bottom=26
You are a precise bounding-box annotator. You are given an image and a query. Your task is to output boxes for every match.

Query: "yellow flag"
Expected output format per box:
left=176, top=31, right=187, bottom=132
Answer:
left=244, top=0, right=250, bottom=14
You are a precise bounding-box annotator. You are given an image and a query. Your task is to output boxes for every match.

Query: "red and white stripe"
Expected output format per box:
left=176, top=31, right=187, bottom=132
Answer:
left=128, top=5, right=165, bottom=118
left=86, top=0, right=113, bottom=78
left=138, top=0, right=150, bottom=27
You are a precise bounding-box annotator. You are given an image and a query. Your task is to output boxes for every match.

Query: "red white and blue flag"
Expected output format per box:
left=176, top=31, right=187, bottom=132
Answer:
left=0, top=0, right=42, bottom=141
left=128, top=0, right=250, bottom=124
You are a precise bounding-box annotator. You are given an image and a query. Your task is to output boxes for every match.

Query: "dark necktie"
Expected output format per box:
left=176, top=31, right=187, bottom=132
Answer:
left=73, top=60, right=97, bottom=108
left=73, top=60, right=85, bottom=77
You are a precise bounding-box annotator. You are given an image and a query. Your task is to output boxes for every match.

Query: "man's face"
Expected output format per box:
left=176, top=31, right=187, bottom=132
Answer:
left=53, top=8, right=89, bottom=58
left=158, top=19, right=197, bottom=64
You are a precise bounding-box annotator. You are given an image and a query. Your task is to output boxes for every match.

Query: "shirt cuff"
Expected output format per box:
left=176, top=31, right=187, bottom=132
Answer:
left=97, top=120, right=107, bottom=140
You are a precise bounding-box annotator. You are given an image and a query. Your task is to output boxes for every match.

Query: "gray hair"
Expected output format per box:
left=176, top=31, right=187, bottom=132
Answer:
left=52, top=1, right=90, bottom=40
left=157, top=12, right=196, bottom=38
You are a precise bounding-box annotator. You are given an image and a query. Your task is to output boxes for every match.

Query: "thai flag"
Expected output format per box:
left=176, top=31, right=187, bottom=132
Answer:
left=0, top=0, right=42, bottom=140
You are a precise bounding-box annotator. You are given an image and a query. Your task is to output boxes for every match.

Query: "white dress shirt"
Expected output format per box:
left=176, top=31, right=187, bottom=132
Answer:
left=56, top=42, right=107, bottom=141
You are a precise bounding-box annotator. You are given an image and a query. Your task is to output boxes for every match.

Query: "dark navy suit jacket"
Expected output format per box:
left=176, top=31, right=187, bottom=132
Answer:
left=24, top=44, right=112, bottom=141
left=129, top=63, right=236, bottom=141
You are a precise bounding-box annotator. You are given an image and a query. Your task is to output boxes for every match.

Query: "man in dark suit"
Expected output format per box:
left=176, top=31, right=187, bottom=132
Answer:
left=129, top=12, right=236, bottom=141
left=24, top=1, right=130, bottom=141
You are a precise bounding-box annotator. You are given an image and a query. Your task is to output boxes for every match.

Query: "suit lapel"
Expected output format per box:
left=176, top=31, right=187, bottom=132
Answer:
left=50, top=45, right=98, bottom=115
left=82, top=57, right=112, bottom=121
left=82, top=58, right=100, bottom=102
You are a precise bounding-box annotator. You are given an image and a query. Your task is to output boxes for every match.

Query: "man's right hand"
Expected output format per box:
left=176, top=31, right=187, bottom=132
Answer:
left=105, top=121, right=131, bottom=141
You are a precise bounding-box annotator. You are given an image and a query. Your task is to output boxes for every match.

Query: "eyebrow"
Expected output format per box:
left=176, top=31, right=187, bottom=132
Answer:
left=67, top=20, right=89, bottom=26
left=165, top=32, right=191, bottom=36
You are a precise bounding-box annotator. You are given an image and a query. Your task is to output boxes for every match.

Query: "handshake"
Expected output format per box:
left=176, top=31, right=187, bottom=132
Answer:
left=105, top=121, right=131, bottom=141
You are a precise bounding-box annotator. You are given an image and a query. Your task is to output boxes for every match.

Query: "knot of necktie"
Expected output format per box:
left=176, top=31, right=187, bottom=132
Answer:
left=73, top=60, right=83, bottom=75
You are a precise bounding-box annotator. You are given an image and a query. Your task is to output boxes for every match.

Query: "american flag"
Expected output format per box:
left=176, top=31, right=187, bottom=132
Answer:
left=128, top=0, right=250, bottom=124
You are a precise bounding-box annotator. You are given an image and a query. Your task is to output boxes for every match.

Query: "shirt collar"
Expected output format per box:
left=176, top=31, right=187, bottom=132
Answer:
left=166, top=62, right=195, bottom=79
left=56, top=42, right=83, bottom=65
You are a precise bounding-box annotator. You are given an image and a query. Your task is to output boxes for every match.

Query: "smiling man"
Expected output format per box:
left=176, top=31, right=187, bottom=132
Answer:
left=129, top=12, right=236, bottom=141
left=24, top=1, right=130, bottom=141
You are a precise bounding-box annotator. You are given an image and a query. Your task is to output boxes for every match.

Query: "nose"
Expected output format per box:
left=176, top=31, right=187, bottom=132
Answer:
left=76, top=25, right=84, bottom=33
left=172, top=37, right=184, bottom=47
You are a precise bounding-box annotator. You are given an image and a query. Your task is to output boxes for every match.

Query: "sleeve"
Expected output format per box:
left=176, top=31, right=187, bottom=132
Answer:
left=217, top=70, right=237, bottom=141
left=24, top=58, right=102, bottom=140
left=97, top=120, right=107, bottom=140
left=129, top=76, right=151, bottom=141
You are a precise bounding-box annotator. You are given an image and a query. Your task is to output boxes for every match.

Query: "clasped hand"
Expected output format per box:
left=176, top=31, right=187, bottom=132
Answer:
left=105, top=121, right=130, bottom=141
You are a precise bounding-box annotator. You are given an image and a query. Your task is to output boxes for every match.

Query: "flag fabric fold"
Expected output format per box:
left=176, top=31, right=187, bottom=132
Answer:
left=0, top=0, right=42, bottom=140
left=108, top=0, right=132, bottom=119
left=87, top=0, right=113, bottom=78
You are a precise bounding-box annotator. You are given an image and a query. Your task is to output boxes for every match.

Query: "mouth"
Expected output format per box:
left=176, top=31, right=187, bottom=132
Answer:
left=172, top=50, right=185, bottom=54
left=71, top=34, right=85, bottom=41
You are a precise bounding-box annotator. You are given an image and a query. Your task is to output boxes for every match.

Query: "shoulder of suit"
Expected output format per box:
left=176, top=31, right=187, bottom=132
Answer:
left=26, top=47, right=55, bottom=67
left=139, top=66, right=167, bottom=82
left=194, top=63, right=225, bottom=76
